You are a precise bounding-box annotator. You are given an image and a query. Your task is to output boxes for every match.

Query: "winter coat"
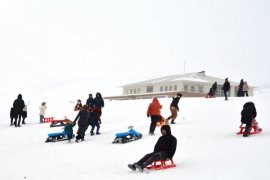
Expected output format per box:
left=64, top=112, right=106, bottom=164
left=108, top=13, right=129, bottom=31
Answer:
left=170, top=96, right=181, bottom=110
left=86, top=98, right=95, bottom=107
left=154, top=125, right=177, bottom=159
left=212, top=82, right=217, bottom=92
left=222, top=80, right=230, bottom=91
left=241, top=102, right=257, bottom=124
left=10, top=107, right=16, bottom=119
left=74, top=109, right=90, bottom=135
left=88, top=108, right=99, bottom=125
left=22, top=106, right=27, bottom=118
left=94, top=97, right=104, bottom=108
left=13, top=94, right=25, bottom=113
left=147, top=98, right=162, bottom=116
left=39, top=105, right=46, bottom=116
left=64, top=122, right=76, bottom=136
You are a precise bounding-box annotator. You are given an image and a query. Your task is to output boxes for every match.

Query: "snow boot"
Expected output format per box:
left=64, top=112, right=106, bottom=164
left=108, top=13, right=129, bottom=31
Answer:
left=134, top=164, right=144, bottom=172
left=128, top=164, right=136, bottom=171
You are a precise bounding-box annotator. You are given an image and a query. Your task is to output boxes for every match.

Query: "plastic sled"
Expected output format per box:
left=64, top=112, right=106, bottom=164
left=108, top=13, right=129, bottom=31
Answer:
left=50, top=119, right=66, bottom=127
left=43, top=117, right=54, bottom=123
left=236, top=125, right=262, bottom=135
left=45, top=131, right=75, bottom=142
left=146, top=159, right=176, bottom=170
left=112, top=126, right=142, bottom=144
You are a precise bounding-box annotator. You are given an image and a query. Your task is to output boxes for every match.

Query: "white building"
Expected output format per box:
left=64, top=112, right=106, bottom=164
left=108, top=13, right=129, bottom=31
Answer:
left=115, top=71, right=254, bottom=99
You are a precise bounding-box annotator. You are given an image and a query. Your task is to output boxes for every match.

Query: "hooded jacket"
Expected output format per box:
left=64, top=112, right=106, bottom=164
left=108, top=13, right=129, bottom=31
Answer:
left=13, top=94, right=25, bottom=113
left=147, top=98, right=162, bottom=116
left=241, top=102, right=257, bottom=124
left=154, top=125, right=177, bottom=159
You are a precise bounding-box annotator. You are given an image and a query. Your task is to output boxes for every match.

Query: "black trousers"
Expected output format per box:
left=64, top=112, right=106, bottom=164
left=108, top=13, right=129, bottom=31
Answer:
left=14, top=112, right=22, bottom=126
left=149, top=115, right=161, bottom=134
left=136, top=152, right=167, bottom=168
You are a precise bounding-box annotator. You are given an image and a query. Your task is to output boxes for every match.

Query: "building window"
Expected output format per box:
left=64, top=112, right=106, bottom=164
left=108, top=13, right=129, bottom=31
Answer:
left=147, top=86, right=153, bottom=93
left=126, top=89, right=129, bottom=94
left=174, top=85, right=177, bottom=91
left=130, top=89, right=133, bottom=94
left=191, top=86, right=195, bottom=92
left=160, top=86, right=163, bottom=92
left=165, top=86, right=168, bottom=91
left=169, top=86, right=172, bottom=91
left=138, top=88, right=140, bottom=94
left=184, top=85, right=188, bottom=91
left=198, top=86, right=203, bottom=93
left=134, top=89, right=136, bottom=94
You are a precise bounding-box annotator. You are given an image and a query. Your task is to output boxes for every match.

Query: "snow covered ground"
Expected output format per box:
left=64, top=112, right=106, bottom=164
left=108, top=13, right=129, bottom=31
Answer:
left=1, top=90, right=270, bottom=180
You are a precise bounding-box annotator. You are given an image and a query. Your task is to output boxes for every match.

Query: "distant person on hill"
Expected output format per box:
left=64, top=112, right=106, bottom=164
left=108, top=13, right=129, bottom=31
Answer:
left=94, top=92, right=104, bottom=124
left=147, top=97, right=162, bottom=135
left=22, top=105, right=27, bottom=124
left=128, top=125, right=177, bottom=172
left=10, top=107, right=16, bottom=126
left=74, top=99, right=82, bottom=111
left=240, top=102, right=261, bottom=137
left=166, top=93, right=182, bottom=124
left=206, top=88, right=215, bottom=98
left=243, top=81, right=249, bottom=97
left=74, top=105, right=90, bottom=142
left=13, top=94, right=25, bottom=127
left=89, top=105, right=101, bottom=136
left=222, top=78, right=230, bottom=100
left=211, top=82, right=217, bottom=96
left=237, top=79, right=244, bottom=97
left=39, top=102, right=47, bottom=123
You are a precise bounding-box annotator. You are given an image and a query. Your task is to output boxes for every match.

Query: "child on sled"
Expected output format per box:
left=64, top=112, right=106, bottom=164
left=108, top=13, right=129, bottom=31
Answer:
left=63, top=118, right=76, bottom=142
left=240, top=102, right=261, bottom=137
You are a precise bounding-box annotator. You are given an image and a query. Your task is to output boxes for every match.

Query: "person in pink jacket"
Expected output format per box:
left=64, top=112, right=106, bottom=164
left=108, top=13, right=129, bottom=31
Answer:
left=147, top=97, right=162, bottom=135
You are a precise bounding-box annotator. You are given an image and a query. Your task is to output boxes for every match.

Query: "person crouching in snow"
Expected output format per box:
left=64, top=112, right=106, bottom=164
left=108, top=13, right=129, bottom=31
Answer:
left=89, top=105, right=101, bottom=136
left=147, top=97, right=162, bottom=135
left=64, top=119, right=76, bottom=143
left=128, top=125, right=177, bottom=172
left=241, top=101, right=261, bottom=137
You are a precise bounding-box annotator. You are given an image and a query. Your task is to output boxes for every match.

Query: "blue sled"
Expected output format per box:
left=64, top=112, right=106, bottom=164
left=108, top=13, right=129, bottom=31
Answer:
left=113, top=126, right=142, bottom=144
left=45, top=131, right=74, bottom=143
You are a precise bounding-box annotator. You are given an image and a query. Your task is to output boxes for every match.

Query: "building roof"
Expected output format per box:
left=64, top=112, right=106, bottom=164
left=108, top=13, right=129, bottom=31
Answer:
left=121, top=71, right=240, bottom=87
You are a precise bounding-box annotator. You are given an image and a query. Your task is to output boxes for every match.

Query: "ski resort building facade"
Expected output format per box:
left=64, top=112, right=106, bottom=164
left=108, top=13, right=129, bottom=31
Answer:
left=105, top=71, right=254, bottom=100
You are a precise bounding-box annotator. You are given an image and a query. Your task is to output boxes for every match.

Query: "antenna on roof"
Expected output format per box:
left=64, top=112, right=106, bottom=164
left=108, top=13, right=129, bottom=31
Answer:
left=184, top=61, right=186, bottom=75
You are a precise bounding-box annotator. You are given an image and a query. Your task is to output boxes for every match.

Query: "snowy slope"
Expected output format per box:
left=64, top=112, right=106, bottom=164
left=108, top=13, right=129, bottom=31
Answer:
left=0, top=91, right=270, bottom=180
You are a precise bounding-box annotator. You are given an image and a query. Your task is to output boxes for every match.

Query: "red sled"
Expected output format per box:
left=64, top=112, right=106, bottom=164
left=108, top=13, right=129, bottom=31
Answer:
left=236, top=125, right=262, bottom=135
left=43, top=117, right=54, bottom=123
left=146, top=159, right=176, bottom=170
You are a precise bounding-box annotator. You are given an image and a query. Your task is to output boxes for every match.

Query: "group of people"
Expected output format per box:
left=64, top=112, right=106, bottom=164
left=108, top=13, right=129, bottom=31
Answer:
left=10, top=94, right=27, bottom=127
left=206, top=78, right=250, bottom=100
left=146, top=93, right=182, bottom=135
left=71, top=92, right=104, bottom=142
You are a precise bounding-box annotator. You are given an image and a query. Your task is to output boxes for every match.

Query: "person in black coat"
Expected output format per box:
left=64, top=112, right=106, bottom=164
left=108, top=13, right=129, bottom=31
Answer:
left=74, top=105, right=90, bottom=142
left=167, top=93, right=182, bottom=124
left=211, top=82, right=217, bottom=96
left=222, top=78, right=230, bottom=100
left=241, top=102, right=258, bottom=137
left=86, top=94, right=95, bottom=107
left=237, top=79, right=244, bottom=97
left=94, top=92, right=104, bottom=124
left=10, top=107, right=16, bottom=126
left=89, top=105, right=101, bottom=135
left=128, top=125, right=177, bottom=172
left=13, top=94, right=25, bottom=127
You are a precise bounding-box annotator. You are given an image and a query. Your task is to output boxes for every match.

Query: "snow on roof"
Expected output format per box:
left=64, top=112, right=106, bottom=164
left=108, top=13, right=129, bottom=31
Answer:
left=171, top=77, right=209, bottom=83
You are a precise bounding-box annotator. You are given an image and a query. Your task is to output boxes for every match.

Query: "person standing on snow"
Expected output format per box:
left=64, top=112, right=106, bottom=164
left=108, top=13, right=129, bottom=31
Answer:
left=94, top=92, right=104, bottom=124
left=39, top=102, right=47, bottom=123
left=74, top=105, right=90, bottom=142
left=22, top=105, right=27, bottom=124
left=166, top=93, right=182, bottom=124
left=147, top=97, right=162, bottom=135
left=222, top=78, right=230, bottom=100
left=13, top=94, right=25, bottom=127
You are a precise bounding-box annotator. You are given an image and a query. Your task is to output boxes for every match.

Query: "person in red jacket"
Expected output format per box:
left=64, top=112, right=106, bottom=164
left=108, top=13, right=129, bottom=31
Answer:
left=147, top=97, right=162, bottom=135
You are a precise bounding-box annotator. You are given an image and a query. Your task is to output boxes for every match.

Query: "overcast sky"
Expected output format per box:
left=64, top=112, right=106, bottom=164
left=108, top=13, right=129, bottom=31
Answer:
left=1, top=0, right=270, bottom=96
